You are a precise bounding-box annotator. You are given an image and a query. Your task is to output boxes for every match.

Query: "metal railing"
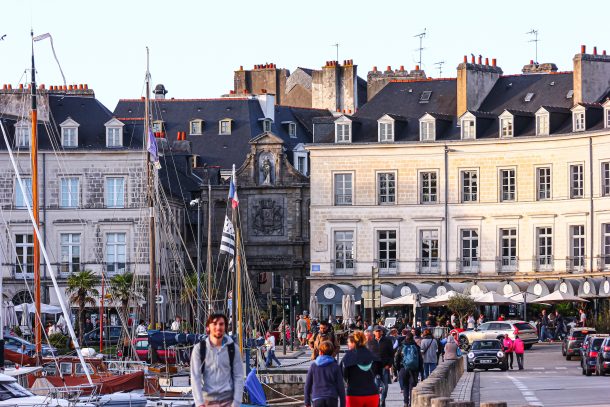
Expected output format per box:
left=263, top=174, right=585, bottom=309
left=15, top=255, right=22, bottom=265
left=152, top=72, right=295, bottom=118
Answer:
left=457, top=257, right=480, bottom=274
left=416, top=258, right=441, bottom=274
left=495, top=256, right=518, bottom=273
left=566, top=257, right=586, bottom=273
left=597, top=255, right=610, bottom=271
left=533, top=256, right=554, bottom=272
left=331, top=259, right=355, bottom=275
left=374, top=259, right=398, bottom=275
left=334, top=194, right=353, bottom=205
left=12, top=264, right=34, bottom=279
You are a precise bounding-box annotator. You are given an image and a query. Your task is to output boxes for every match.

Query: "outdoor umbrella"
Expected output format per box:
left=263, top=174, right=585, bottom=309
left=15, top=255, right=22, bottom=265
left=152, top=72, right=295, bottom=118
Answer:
left=2, top=301, right=18, bottom=329
left=505, top=291, right=541, bottom=320
left=382, top=293, right=419, bottom=307
left=309, top=295, right=318, bottom=319
left=341, top=295, right=348, bottom=318
left=531, top=291, right=589, bottom=304
left=14, top=302, right=63, bottom=314
left=473, top=291, right=520, bottom=305
left=421, top=290, right=461, bottom=307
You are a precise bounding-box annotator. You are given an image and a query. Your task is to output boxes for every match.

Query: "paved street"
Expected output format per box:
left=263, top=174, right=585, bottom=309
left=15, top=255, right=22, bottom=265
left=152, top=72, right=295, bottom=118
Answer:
left=478, top=343, right=610, bottom=406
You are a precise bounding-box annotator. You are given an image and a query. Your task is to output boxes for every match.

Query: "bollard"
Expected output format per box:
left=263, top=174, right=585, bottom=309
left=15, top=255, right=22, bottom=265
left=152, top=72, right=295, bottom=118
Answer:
left=431, top=397, right=453, bottom=407
left=480, top=403, right=508, bottom=407
left=418, top=393, right=436, bottom=407
left=449, top=402, right=474, bottom=407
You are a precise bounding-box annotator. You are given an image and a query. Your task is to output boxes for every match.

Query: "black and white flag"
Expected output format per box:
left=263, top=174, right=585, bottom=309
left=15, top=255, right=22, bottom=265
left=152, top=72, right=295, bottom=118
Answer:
left=220, top=216, right=235, bottom=256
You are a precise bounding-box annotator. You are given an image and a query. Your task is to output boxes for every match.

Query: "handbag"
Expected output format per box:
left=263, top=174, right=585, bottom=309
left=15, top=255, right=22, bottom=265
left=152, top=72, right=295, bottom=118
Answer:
left=457, top=347, right=462, bottom=357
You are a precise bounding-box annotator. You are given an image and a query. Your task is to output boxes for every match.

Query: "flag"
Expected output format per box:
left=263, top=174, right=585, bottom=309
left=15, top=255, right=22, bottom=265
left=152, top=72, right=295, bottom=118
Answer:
left=220, top=216, right=235, bottom=256
left=228, top=166, right=239, bottom=208
left=147, top=128, right=161, bottom=169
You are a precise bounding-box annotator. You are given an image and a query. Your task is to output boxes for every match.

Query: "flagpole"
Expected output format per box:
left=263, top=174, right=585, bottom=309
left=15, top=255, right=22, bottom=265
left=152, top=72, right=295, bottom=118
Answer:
left=230, top=165, right=238, bottom=339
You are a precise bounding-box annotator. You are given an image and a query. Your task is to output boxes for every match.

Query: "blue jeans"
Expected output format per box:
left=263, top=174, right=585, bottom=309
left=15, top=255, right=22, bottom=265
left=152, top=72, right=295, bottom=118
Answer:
left=378, top=368, right=390, bottom=405
left=265, top=350, right=281, bottom=367
left=539, top=325, right=551, bottom=341
left=423, top=362, right=436, bottom=379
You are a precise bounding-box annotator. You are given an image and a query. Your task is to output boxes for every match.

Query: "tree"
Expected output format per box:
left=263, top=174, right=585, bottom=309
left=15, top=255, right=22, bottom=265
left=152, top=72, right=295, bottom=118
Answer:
left=108, top=272, right=134, bottom=334
left=447, top=294, right=477, bottom=329
left=66, top=270, right=99, bottom=344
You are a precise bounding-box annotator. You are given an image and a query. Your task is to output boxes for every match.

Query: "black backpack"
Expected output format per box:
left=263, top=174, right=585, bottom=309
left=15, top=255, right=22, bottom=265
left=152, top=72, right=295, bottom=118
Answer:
left=199, top=339, right=235, bottom=380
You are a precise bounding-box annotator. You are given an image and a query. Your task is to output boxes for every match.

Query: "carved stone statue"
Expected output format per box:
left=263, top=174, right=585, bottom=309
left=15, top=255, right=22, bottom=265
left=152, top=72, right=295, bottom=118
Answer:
left=262, top=158, right=272, bottom=185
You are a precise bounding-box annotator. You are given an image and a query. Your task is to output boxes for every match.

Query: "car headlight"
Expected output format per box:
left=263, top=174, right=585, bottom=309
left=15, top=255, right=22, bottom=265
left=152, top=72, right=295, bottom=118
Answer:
left=497, top=351, right=504, bottom=358
left=467, top=352, right=475, bottom=359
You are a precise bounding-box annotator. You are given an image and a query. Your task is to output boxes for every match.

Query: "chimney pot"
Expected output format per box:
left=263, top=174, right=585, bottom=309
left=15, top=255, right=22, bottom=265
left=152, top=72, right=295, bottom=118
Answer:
left=492, top=58, right=497, bottom=67
left=39, top=84, right=45, bottom=90
left=400, top=65, right=404, bottom=71
left=84, top=84, right=88, bottom=90
left=243, top=89, right=248, bottom=94
left=485, top=58, right=489, bottom=65
left=530, top=59, right=534, bottom=64
left=348, top=109, right=352, bottom=114
left=8, top=84, right=13, bottom=89
left=373, top=66, right=377, bottom=72
left=415, top=65, right=420, bottom=71
left=463, top=55, right=467, bottom=63
left=2, top=84, right=6, bottom=90
left=19, top=84, right=24, bottom=90
left=581, top=45, right=586, bottom=54
left=604, top=50, right=607, bottom=56
left=471, top=55, right=475, bottom=64
left=477, top=55, right=482, bottom=64
left=239, top=65, right=243, bottom=70
left=593, top=46, right=598, bottom=55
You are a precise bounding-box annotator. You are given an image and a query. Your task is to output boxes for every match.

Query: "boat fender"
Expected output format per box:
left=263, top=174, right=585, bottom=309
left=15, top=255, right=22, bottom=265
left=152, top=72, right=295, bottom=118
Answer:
left=200, top=340, right=235, bottom=382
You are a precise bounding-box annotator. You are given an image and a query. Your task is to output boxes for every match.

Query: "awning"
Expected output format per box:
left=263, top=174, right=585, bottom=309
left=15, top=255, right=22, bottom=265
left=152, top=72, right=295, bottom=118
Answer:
left=427, top=282, right=468, bottom=297
left=552, top=279, right=580, bottom=296
left=464, top=282, right=500, bottom=297
left=577, top=278, right=601, bottom=298
left=497, top=280, right=528, bottom=297
left=526, top=280, right=554, bottom=297
left=392, top=282, right=433, bottom=298
left=599, top=278, right=610, bottom=297
left=315, top=283, right=356, bottom=305
left=14, top=303, right=63, bottom=314
left=383, top=293, right=419, bottom=307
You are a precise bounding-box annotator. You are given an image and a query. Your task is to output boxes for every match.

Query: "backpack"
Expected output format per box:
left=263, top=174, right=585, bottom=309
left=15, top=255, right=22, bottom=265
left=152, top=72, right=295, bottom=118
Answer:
left=402, top=343, right=419, bottom=371
left=199, top=339, right=235, bottom=381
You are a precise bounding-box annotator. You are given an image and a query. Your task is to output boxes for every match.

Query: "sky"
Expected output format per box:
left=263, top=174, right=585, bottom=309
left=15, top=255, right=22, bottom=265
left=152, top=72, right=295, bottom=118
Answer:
left=1, top=0, right=609, bottom=110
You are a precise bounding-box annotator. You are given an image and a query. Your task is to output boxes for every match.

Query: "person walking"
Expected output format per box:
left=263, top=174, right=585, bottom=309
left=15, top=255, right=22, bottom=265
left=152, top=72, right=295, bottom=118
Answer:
left=396, top=332, right=423, bottom=407
left=297, top=315, right=309, bottom=348
left=579, top=309, right=587, bottom=327
left=372, top=326, right=394, bottom=407
left=466, top=314, right=475, bottom=330
left=171, top=316, right=182, bottom=331
left=264, top=331, right=282, bottom=367
left=420, top=329, right=438, bottom=379
left=513, top=333, right=525, bottom=370
left=554, top=311, right=565, bottom=340
left=310, top=321, right=340, bottom=360
left=190, top=313, right=244, bottom=407
left=341, top=331, right=380, bottom=407
left=443, top=335, right=459, bottom=361
left=539, top=309, right=550, bottom=342
left=502, top=333, right=514, bottom=369
left=136, top=319, right=148, bottom=336
left=304, top=340, right=346, bottom=407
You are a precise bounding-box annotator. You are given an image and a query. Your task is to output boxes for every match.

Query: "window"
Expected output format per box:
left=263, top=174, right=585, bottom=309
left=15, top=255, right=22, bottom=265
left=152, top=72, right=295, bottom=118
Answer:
left=524, top=92, right=535, bottom=102
left=15, top=177, right=32, bottom=208
left=500, top=169, right=516, bottom=202
left=573, top=111, right=585, bottom=131
left=377, top=230, right=397, bottom=271
left=60, top=233, right=80, bottom=274
left=566, top=90, right=574, bottom=99
left=15, top=234, right=34, bottom=277
left=106, top=127, right=122, bottom=147
left=461, top=119, right=476, bottom=139
left=189, top=120, right=203, bottom=135
left=420, top=171, right=437, bottom=203
left=15, top=124, right=30, bottom=148
left=296, top=156, right=307, bottom=175
left=334, top=231, right=354, bottom=272
left=377, top=172, right=396, bottom=204
left=378, top=122, right=394, bottom=142
left=602, top=162, right=610, bottom=197
left=263, top=119, right=272, bottom=132
left=536, top=167, right=551, bottom=200
left=419, top=91, right=432, bottom=103
left=536, top=227, right=553, bottom=269
left=334, top=173, right=352, bottom=205
left=60, top=178, right=79, bottom=208
left=420, top=121, right=435, bottom=141
left=499, top=228, right=517, bottom=270
left=606, top=108, right=610, bottom=129
left=570, top=225, right=586, bottom=270
left=219, top=120, right=231, bottom=135
left=461, top=170, right=478, bottom=202
left=106, top=233, right=126, bottom=274
left=460, top=229, right=479, bottom=272
left=536, top=114, right=549, bottom=136
left=419, top=229, right=439, bottom=273
left=336, top=123, right=351, bottom=143
left=500, top=118, right=513, bottom=138
left=288, top=122, right=297, bottom=137
left=60, top=363, right=73, bottom=375
left=151, top=121, right=164, bottom=133
left=570, top=164, right=584, bottom=199
left=603, top=223, right=610, bottom=268
left=105, top=177, right=125, bottom=208
left=62, top=127, right=78, bottom=147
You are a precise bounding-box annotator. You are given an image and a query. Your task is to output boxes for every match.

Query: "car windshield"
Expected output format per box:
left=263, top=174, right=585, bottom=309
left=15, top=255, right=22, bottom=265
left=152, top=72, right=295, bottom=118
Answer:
left=472, top=340, right=501, bottom=350
left=591, top=338, right=605, bottom=351
left=0, top=382, right=34, bottom=400
left=573, top=330, right=595, bottom=339
left=514, top=323, right=534, bottom=331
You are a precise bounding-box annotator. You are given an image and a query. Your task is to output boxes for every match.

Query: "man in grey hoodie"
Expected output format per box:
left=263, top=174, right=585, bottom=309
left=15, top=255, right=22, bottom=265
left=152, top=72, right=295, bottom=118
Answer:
left=190, top=313, right=244, bottom=407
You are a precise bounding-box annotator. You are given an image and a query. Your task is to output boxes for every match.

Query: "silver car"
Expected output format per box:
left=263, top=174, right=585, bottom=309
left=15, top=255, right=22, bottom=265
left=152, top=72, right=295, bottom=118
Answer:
left=458, top=320, right=537, bottom=350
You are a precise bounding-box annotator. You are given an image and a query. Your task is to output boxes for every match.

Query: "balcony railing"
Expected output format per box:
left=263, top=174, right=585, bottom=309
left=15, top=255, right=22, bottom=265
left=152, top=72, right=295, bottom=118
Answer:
left=457, top=257, right=479, bottom=274
left=12, top=264, right=34, bottom=279
left=566, top=257, right=585, bottom=273
left=374, top=259, right=398, bottom=275
left=416, top=258, right=440, bottom=274
left=334, top=194, right=353, bottom=205
left=533, top=256, right=554, bottom=272
left=496, top=256, right=518, bottom=273
left=331, top=259, right=355, bottom=275
left=597, top=255, right=610, bottom=271
left=58, top=263, right=83, bottom=278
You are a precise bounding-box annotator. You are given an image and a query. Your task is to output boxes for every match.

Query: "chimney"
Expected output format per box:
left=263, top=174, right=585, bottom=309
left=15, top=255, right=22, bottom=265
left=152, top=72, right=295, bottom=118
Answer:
left=457, top=56, right=503, bottom=117
left=522, top=62, right=558, bottom=74
left=153, top=84, right=168, bottom=99
left=573, top=45, right=610, bottom=104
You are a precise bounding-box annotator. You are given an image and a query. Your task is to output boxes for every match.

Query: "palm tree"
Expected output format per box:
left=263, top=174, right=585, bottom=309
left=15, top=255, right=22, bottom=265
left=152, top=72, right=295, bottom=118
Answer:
left=66, top=270, right=99, bottom=344
left=108, top=272, right=134, bottom=333
left=180, top=273, right=198, bottom=328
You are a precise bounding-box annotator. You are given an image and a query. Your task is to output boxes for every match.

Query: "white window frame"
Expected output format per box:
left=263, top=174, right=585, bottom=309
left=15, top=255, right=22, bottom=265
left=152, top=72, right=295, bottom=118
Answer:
left=106, top=127, right=122, bottom=147
left=189, top=120, right=203, bottom=135
left=460, top=228, right=479, bottom=271
left=377, top=171, right=396, bottom=205
left=602, top=161, right=610, bottom=197
left=151, top=120, right=164, bottom=133
left=61, top=127, right=78, bottom=147
left=419, top=229, right=440, bottom=273
left=219, top=119, right=232, bottom=135
left=419, top=120, right=435, bottom=141
left=288, top=122, right=297, bottom=137
left=106, top=232, right=127, bottom=275
left=105, top=177, right=125, bottom=208
left=499, top=116, right=513, bottom=138
left=461, top=118, right=476, bottom=140
left=569, top=163, right=584, bottom=199
left=536, top=112, right=549, bottom=136
left=333, top=230, right=354, bottom=273
left=573, top=110, right=586, bottom=132
left=15, top=233, right=34, bottom=277
left=293, top=151, right=308, bottom=175
left=602, top=223, right=610, bottom=268
left=536, top=226, right=553, bottom=269
left=499, top=228, right=517, bottom=269
left=15, top=177, right=32, bottom=208
left=15, top=122, right=30, bottom=148
left=60, top=177, right=80, bottom=208
left=377, top=230, right=397, bottom=271
left=378, top=121, right=394, bottom=142
left=420, top=171, right=438, bottom=204
left=263, top=119, right=272, bottom=133
left=536, top=166, right=552, bottom=200
left=335, top=122, right=352, bottom=143
left=60, top=233, right=81, bottom=275
left=460, top=169, right=478, bottom=202
left=334, top=172, right=353, bottom=205
left=605, top=107, right=610, bottom=129
left=499, top=168, right=516, bottom=202
left=569, top=224, right=586, bottom=270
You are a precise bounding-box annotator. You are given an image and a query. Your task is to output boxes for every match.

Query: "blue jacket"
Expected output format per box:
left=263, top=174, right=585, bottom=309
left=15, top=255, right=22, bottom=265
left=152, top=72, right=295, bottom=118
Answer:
left=304, top=355, right=346, bottom=407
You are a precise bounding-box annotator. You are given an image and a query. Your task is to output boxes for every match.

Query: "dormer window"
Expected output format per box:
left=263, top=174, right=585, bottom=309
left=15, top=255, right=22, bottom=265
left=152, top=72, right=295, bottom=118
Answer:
left=419, top=120, right=435, bottom=141
left=500, top=117, right=513, bottom=138
left=334, top=116, right=352, bottom=143
left=461, top=116, right=476, bottom=140
left=104, top=118, right=124, bottom=148
left=60, top=118, right=79, bottom=148
left=604, top=100, right=610, bottom=129
left=219, top=119, right=232, bottom=135
left=573, top=110, right=586, bottom=132
left=189, top=120, right=203, bottom=135
left=152, top=120, right=164, bottom=133
left=536, top=112, right=549, bottom=136
left=289, top=122, right=297, bottom=137
left=378, top=121, right=394, bottom=142
left=15, top=120, right=30, bottom=148
left=263, top=119, right=272, bottom=133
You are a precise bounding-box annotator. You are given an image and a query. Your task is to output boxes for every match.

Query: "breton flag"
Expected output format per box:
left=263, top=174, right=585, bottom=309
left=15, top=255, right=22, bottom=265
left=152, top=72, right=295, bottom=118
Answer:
left=228, top=166, right=239, bottom=208
left=219, top=216, right=235, bottom=256
left=147, top=128, right=161, bottom=169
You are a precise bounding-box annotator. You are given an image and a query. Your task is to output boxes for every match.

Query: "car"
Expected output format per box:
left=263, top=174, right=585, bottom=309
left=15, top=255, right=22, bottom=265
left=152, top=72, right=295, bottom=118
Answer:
left=117, top=336, right=177, bottom=364
left=466, top=339, right=508, bottom=372
left=3, top=334, right=57, bottom=357
left=580, top=334, right=608, bottom=376
left=562, top=326, right=596, bottom=360
left=458, top=320, right=537, bottom=350
left=82, top=326, right=122, bottom=346
left=595, top=337, right=610, bottom=376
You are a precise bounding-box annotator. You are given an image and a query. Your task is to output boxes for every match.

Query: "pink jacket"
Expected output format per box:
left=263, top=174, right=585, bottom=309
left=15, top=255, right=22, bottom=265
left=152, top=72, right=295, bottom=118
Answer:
left=502, top=338, right=514, bottom=352
left=513, top=338, right=525, bottom=354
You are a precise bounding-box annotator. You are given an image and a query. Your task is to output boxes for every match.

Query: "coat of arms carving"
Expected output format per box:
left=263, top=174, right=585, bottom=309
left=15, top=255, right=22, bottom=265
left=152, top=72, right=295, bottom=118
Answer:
left=251, top=198, right=284, bottom=236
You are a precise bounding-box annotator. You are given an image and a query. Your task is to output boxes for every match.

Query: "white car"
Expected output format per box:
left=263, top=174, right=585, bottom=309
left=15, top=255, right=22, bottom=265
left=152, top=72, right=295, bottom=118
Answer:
left=458, top=320, right=538, bottom=350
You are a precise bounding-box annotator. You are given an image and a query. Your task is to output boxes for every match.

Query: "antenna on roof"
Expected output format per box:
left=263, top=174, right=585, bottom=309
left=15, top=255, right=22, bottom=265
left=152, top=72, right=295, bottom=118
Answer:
left=434, top=61, right=445, bottom=77
left=331, top=43, right=339, bottom=63
left=526, top=29, right=540, bottom=64
left=413, top=29, right=426, bottom=69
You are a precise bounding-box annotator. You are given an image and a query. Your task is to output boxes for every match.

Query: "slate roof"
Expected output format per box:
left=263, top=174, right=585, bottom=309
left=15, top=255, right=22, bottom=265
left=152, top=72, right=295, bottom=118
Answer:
left=113, top=98, right=332, bottom=170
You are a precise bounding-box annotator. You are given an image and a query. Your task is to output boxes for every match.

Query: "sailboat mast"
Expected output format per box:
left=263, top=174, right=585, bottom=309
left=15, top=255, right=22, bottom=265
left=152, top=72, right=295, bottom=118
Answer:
left=206, top=182, right=212, bottom=319
left=30, top=30, right=42, bottom=356
left=144, top=47, right=157, bottom=330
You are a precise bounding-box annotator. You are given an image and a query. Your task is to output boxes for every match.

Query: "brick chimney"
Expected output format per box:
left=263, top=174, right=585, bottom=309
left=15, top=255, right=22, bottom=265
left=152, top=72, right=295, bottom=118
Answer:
left=522, top=62, right=558, bottom=74
left=573, top=45, right=610, bottom=104
left=456, top=56, right=503, bottom=117
left=367, top=65, right=427, bottom=100
left=312, top=60, right=360, bottom=113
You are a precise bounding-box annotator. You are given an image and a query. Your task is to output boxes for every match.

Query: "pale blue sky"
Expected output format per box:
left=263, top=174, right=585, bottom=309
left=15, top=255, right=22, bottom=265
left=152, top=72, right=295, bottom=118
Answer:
left=1, top=0, right=608, bottom=110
